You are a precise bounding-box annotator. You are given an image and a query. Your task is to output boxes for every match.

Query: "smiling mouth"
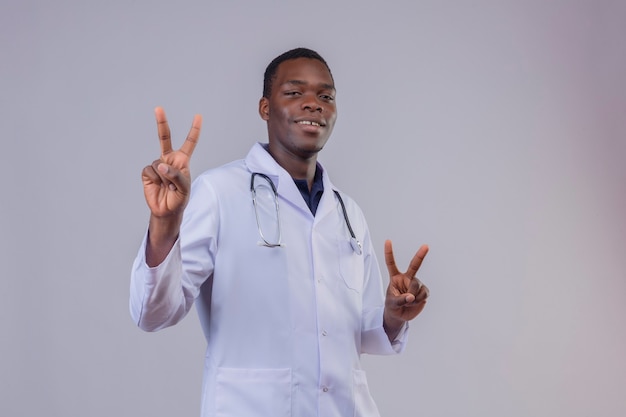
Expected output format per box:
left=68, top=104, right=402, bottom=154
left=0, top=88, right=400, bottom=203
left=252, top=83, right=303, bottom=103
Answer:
left=297, top=120, right=324, bottom=127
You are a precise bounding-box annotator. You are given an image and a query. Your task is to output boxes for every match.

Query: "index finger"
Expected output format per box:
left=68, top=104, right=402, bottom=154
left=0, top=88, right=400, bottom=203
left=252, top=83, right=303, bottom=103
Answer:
left=405, top=244, right=429, bottom=278
left=154, top=107, right=172, bottom=156
left=384, top=239, right=400, bottom=276
left=179, top=114, right=202, bottom=157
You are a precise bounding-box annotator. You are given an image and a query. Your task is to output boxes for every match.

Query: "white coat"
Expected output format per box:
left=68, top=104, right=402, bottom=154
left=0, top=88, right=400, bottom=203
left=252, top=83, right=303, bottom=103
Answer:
left=130, top=143, right=408, bottom=417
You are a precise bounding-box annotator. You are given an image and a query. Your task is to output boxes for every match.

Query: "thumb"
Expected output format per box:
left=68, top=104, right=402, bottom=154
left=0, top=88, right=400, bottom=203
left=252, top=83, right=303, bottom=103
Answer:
left=153, top=161, right=174, bottom=186
left=155, top=162, right=188, bottom=193
left=389, top=292, right=416, bottom=307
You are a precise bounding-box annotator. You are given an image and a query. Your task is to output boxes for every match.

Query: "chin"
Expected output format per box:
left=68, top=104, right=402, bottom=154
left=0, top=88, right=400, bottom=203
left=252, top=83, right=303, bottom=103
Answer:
left=297, top=143, right=325, bottom=157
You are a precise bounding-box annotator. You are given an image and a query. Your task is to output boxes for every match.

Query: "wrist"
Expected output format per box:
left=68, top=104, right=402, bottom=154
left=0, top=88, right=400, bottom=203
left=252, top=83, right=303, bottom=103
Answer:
left=383, top=311, right=405, bottom=335
left=146, top=214, right=182, bottom=267
left=149, top=213, right=182, bottom=239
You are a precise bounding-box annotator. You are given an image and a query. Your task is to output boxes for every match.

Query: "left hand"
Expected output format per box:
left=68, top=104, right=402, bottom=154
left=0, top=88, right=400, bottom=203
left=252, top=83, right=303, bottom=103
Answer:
left=383, top=240, right=430, bottom=333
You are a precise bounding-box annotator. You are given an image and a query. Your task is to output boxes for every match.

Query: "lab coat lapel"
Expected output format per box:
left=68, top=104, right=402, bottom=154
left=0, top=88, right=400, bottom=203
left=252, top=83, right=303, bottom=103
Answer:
left=245, top=143, right=281, bottom=186
left=244, top=143, right=311, bottom=216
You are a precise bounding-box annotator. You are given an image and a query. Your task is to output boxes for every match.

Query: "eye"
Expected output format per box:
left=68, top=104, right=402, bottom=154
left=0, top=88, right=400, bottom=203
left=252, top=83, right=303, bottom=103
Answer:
left=320, top=94, right=335, bottom=102
left=285, top=91, right=301, bottom=96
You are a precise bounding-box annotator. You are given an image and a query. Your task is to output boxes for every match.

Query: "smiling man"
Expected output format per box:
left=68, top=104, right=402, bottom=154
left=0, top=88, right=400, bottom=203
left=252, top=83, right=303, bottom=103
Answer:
left=131, top=47, right=430, bottom=417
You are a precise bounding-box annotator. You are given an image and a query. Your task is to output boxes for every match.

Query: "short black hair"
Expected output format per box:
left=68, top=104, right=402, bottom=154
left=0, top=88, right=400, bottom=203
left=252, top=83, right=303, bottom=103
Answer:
left=263, top=47, right=333, bottom=98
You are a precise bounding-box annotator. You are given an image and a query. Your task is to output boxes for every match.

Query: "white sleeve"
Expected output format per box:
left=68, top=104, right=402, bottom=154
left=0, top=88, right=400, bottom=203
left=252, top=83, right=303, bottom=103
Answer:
left=129, top=235, right=190, bottom=331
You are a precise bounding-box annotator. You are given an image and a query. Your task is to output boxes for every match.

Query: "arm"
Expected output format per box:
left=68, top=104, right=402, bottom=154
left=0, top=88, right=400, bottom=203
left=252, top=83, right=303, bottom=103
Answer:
left=130, top=107, right=204, bottom=331
left=358, top=212, right=411, bottom=354
left=383, top=240, right=430, bottom=342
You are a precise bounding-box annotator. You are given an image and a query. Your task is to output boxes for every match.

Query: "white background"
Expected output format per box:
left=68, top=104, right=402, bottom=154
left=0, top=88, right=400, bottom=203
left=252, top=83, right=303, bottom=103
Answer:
left=1, top=1, right=625, bottom=416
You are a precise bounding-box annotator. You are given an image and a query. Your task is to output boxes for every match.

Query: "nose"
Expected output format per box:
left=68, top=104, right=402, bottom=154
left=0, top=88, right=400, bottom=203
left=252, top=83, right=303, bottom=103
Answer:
left=302, top=94, right=323, bottom=112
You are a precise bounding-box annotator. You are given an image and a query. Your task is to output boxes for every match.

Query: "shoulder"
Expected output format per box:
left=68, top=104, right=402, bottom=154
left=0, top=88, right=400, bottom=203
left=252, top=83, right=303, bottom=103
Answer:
left=184, top=159, right=250, bottom=219
left=191, top=159, right=249, bottom=191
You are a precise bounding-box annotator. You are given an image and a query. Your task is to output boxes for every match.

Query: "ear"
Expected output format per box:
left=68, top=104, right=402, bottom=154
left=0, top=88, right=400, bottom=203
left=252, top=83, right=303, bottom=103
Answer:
left=258, top=97, right=270, bottom=121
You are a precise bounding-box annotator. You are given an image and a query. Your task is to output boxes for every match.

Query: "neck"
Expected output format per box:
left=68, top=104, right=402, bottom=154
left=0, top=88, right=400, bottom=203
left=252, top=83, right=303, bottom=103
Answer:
left=267, top=143, right=318, bottom=188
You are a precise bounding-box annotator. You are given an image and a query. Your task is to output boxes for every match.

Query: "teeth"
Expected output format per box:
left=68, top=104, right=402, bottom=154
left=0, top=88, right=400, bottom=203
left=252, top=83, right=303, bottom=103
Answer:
left=298, top=120, right=321, bottom=127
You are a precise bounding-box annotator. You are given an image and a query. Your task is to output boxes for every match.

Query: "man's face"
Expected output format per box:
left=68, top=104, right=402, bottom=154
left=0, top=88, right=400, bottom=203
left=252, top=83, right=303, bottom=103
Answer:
left=259, top=58, right=337, bottom=161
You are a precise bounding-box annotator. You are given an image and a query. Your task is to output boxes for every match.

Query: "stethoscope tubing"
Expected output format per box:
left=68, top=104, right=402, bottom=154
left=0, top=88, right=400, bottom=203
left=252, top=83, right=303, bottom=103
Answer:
left=250, top=172, right=362, bottom=254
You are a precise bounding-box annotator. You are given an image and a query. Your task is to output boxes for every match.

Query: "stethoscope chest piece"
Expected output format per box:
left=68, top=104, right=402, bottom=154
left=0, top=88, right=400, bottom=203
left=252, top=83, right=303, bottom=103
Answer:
left=350, top=237, right=363, bottom=255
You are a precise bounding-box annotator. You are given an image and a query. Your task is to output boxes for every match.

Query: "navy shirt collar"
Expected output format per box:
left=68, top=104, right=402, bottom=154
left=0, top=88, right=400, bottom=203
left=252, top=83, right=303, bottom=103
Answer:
left=293, top=164, right=324, bottom=216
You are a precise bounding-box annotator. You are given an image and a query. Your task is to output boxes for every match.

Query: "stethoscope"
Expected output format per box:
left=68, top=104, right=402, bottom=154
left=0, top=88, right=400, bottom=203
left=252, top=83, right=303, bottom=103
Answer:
left=250, top=172, right=362, bottom=255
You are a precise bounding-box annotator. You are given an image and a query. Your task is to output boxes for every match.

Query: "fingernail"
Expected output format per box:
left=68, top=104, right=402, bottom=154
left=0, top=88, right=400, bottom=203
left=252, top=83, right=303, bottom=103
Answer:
left=157, top=164, right=168, bottom=174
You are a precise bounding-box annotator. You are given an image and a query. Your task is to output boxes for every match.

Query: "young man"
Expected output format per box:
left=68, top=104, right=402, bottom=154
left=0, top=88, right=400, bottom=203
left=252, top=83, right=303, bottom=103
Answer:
left=131, top=48, right=429, bottom=417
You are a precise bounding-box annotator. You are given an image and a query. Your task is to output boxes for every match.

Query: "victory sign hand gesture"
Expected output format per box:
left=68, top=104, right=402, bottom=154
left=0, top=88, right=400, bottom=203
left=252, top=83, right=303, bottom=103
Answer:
left=142, top=107, right=202, bottom=266
left=383, top=240, right=430, bottom=340
left=142, top=107, right=202, bottom=218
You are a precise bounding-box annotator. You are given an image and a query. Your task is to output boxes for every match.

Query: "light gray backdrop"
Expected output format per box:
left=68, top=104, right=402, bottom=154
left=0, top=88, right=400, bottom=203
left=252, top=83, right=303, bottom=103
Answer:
left=1, top=1, right=625, bottom=416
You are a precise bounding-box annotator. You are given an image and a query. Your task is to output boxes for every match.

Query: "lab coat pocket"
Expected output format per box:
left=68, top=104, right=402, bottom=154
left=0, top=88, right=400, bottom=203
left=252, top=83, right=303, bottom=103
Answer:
left=353, top=369, right=380, bottom=417
left=215, top=367, right=291, bottom=417
left=337, top=238, right=364, bottom=293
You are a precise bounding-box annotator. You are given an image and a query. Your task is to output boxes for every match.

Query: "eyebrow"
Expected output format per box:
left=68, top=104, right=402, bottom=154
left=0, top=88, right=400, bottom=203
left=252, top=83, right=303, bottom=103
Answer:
left=283, top=79, right=336, bottom=91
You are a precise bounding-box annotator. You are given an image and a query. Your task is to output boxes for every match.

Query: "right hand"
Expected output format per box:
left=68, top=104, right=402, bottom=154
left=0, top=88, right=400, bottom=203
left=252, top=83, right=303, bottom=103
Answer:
left=142, top=107, right=203, bottom=219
